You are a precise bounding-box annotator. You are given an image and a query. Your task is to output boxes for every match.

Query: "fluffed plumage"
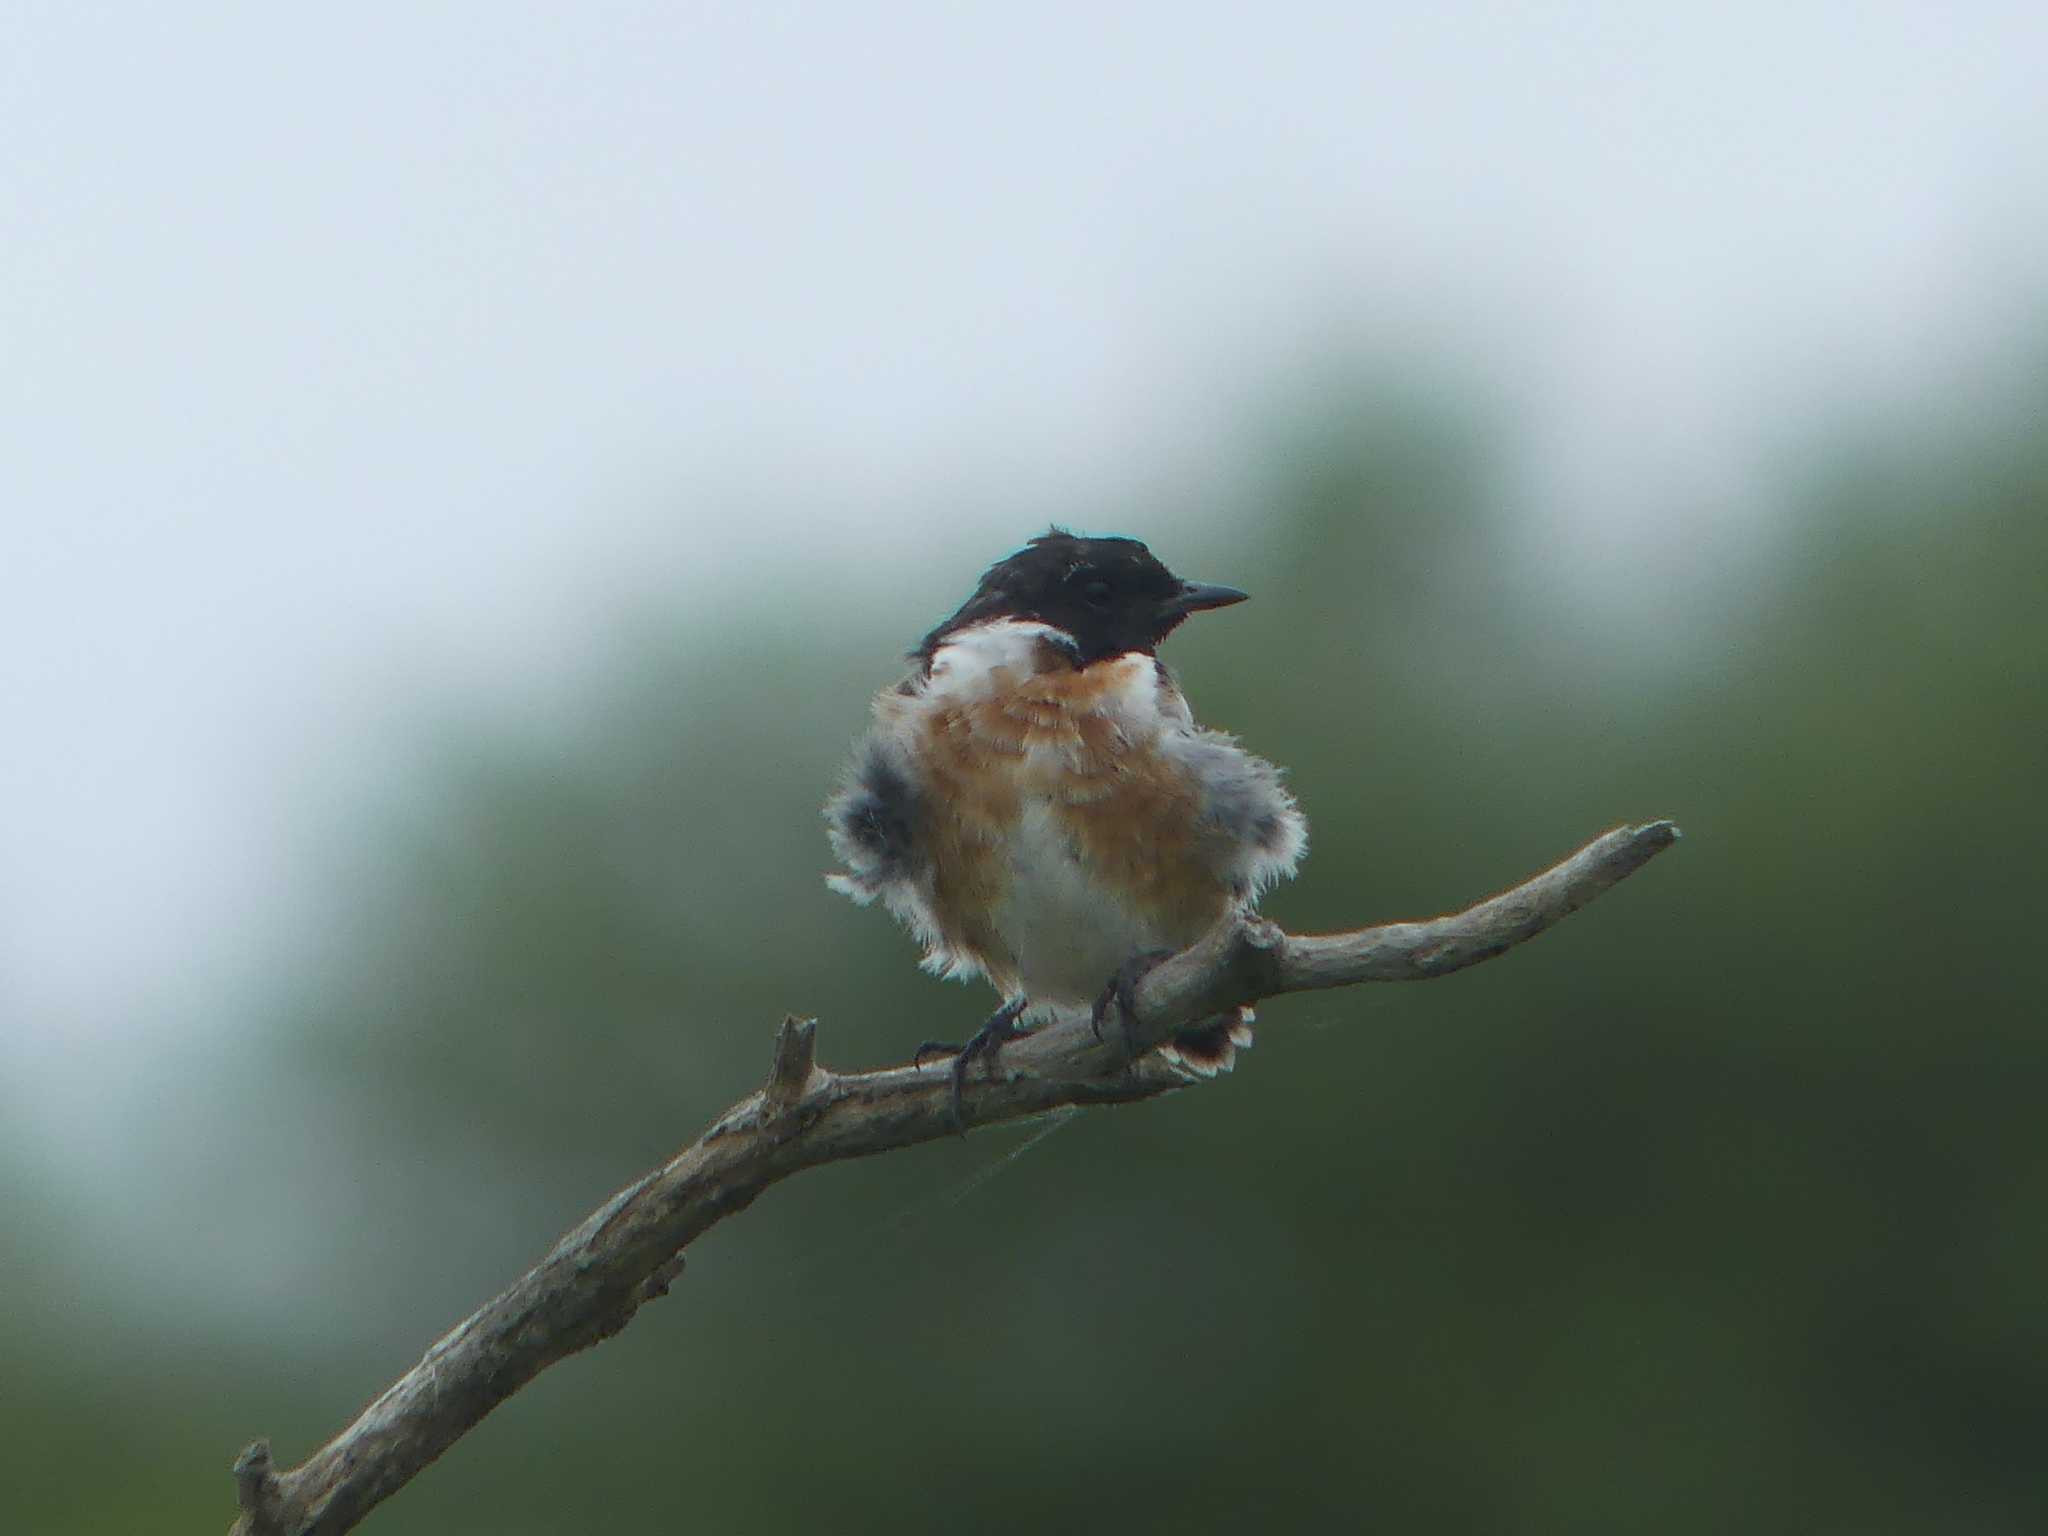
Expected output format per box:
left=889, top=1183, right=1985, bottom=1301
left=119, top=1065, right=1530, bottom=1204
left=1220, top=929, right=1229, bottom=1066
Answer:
left=826, top=531, right=1306, bottom=1086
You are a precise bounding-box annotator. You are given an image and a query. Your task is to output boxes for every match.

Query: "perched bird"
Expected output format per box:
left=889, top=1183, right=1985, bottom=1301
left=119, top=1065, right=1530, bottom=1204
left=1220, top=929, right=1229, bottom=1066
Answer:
left=825, top=530, right=1307, bottom=1116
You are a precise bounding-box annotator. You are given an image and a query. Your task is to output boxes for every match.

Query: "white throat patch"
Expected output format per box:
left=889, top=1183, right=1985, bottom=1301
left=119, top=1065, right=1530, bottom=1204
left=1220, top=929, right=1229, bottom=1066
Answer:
left=924, top=619, right=1075, bottom=699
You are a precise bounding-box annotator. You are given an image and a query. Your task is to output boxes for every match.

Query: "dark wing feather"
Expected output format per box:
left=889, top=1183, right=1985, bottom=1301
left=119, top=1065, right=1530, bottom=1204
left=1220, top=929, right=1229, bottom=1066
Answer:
left=824, top=737, right=924, bottom=899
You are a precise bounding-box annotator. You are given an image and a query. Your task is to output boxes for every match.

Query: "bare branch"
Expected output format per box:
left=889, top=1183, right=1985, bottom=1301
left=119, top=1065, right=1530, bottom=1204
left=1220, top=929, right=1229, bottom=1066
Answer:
left=227, top=819, right=1678, bottom=1535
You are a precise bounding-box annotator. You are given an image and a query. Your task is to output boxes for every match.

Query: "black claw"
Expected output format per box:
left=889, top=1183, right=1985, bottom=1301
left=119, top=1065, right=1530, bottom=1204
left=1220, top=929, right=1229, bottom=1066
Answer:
left=1091, top=949, right=1177, bottom=1051
left=928, top=999, right=1027, bottom=1131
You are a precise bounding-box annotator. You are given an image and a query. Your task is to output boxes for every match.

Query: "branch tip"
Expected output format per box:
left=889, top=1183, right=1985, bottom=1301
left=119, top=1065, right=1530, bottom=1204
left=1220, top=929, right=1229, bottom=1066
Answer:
left=232, top=1439, right=284, bottom=1533
left=1615, top=819, right=1681, bottom=872
left=232, top=1439, right=273, bottom=1501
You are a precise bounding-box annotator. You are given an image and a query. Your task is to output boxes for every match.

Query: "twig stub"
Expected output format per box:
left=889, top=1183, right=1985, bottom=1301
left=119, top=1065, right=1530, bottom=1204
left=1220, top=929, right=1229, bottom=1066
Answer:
left=232, top=1439, right=285, bottom=1534
left=764, top=1014, right=822, bottom=1109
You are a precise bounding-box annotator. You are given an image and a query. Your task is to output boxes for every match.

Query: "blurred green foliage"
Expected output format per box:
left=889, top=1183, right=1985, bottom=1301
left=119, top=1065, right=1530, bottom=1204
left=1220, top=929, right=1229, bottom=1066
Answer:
left=6, top=358, right=2045, bottom=1533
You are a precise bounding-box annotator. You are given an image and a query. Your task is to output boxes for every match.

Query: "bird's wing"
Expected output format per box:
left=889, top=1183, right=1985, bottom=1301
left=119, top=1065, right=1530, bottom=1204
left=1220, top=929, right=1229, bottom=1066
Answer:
left=1161, top=725, right=1309, bottom=903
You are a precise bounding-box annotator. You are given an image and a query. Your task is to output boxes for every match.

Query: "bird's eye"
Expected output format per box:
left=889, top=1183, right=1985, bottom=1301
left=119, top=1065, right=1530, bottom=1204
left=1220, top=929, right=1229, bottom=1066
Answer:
left=1082, top=581, right=1112, bottom=607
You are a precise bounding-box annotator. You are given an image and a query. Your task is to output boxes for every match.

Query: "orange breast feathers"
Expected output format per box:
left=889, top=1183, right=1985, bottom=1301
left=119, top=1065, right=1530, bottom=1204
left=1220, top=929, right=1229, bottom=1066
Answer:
left=890, top=642, right=1235, bottom=993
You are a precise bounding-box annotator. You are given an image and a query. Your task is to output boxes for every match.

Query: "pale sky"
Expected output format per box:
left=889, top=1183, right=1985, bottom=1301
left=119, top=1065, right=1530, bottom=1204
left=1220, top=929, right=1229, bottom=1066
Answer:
left=4, top=0, right=2044, bottom=1107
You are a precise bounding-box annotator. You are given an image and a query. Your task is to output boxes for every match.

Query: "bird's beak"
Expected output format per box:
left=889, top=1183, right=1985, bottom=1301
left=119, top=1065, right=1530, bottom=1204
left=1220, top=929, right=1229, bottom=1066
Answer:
left=1165, top=580, right=1250, bottom=617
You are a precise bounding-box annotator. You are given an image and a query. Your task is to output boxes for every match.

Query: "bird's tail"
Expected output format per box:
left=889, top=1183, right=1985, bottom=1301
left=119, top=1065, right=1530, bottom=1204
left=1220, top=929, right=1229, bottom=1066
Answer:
left=1154, top=1006, right=1256, bottom=1079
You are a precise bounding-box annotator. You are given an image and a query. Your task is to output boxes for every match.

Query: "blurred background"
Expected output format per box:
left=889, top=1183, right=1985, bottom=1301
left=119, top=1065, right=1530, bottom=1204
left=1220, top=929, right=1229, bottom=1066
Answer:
left=4, top=4, right=2045, bottom=1531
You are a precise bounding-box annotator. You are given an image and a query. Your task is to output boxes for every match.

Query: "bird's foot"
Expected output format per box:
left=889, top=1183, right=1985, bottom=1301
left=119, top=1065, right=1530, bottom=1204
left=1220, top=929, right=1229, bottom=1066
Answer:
left=914, top=998, right=1028, bottom=1130
left=1090, top=948, right=1177, bottom=1052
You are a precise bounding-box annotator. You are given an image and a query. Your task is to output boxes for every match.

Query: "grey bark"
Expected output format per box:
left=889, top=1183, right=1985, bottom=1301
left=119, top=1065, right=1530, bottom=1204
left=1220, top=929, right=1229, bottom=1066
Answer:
left=228, top=819, right=1680, bottom=1535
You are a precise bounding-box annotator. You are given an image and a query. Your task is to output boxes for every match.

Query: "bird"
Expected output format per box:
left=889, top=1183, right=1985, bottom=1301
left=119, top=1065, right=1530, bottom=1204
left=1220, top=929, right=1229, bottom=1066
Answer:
left=824, top=529, right=1307, bottom=1120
